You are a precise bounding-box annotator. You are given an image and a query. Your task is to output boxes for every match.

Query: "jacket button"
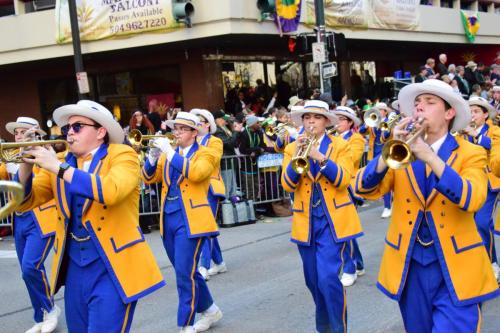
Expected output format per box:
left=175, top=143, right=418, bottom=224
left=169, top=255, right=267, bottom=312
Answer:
left=439, top=224, right=444, bottom=228
left=406, top=199, right=410, bottom=203
left=324, top=188, right=327, bottom=191
left=408, top=221, right=412, bottom=225
left=58, top=217, right=61, bottom=221
left=100, top=217, right=104, bottom=220
left=103, top=205, right=107, bottom=209
left=441, top=200, right=446, bottom=205
left=441, top=212, right=445, bottom=216
left=97, top=227, right=102, bottom=231
left=406, top=210, right=411, bottom=214
left=306, top=191, right=310, bottom=194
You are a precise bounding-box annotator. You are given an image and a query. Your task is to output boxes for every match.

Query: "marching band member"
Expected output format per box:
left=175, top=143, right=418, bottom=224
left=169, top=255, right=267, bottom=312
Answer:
left=142, top=112, right=223, bottom=333
left=331, top=106, right=366, bottom=287
left=492, top=129, right=500, bottom=237
left=355, top=80, right=499, bottom=332
left=16, top=101, right=165, bottom=333
left=1, top=117, right=59, bottom=333
left=359, top=102, right=393, bottom=218
left=190, top=109, right=228, bottom=279
left=274, top=105, right=303, bottom=153
left=462, top=96, right=500, bottom=278
left=281, top=100, right=363, bottom=333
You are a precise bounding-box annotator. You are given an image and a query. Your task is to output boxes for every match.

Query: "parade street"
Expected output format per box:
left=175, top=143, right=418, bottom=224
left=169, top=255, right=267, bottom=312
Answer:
left=1, top=203, right=499, bottom=333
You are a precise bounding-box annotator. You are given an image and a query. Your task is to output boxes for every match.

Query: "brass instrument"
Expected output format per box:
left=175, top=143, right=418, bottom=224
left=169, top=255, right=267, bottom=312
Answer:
left=380, top=113, right=402, bottom=133
left=450, top=121, right=477, bottom=137
left=493, top=115, right=499, bottom=126
left=0, top=181, right=24, bottom=220
left=381, top=119, right=426, bottom=169
left=326, top=125, right=338, bottom=136
left=128, top=129, right=177, bottom=151
left=363, top=108, right=382, bottom=128
left=291, top=128, right=318, bottom=174
left=265, top=123, right=295, bottom=138
left=0, top=140, right=69, bottom=163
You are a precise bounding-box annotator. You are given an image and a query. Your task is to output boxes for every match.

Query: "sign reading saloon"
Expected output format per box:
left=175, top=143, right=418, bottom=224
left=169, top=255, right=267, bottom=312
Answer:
left=55, top=0, right=180, bottom=44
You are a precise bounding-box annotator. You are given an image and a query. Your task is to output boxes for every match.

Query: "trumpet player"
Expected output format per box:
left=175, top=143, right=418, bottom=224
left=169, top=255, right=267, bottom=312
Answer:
left=462, top=97, right=500, bottom=278
left=191, top=109, right=228, bottom=280
left=281, top=100, right=363, bottom=333
left=332, top=106, right=366, bottom=287
left=492, top=129, right=500, bottom=236
left=355, top=80, right=499, bottom=332
left=359, top=102, right=393, bottom=218
left=16, top=101, right=165, bottom=333
left=1, top=117, right=60, bottom=333
left=142, top=112, right=223, bottom=333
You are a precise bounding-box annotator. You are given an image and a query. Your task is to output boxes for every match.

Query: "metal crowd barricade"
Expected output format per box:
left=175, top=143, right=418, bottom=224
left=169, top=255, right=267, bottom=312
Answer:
left=0, top=191, right=11, bottom=227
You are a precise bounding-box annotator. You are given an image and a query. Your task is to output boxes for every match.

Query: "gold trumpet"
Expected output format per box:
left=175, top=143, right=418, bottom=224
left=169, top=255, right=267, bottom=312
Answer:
left=265, top=123, right=295, bottom=138
left=0, top=140, right=69, bottom=163
left=450, top=121, right=477, bottom=137
left=326, top=125, right=338, bottom=136
left=363, top=108, right=382, bottom=128
left=291, top=127, right=318, bottom=174
left=0, top=181, right=24, bottom=220
left=128, top=129, right=177, bottom=151
left=381, top=119, right=426, bottom=170
left=380, top=113, right=402, bottom=133
left=494, top=115, right=500, bottom=126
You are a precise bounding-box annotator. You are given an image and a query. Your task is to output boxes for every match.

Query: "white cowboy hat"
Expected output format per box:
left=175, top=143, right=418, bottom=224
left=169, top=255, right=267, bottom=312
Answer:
left=288, top=96, right=303, bottom=110
left=391, top=100, right=400, bottom=111
left=53, top=100, right=124, bottom=144
left=6, top=117, right=46, bottom=136
left=398, top=79, right=470, bottom=132
left=333, top=106, right=361, bottom=126
left=291, top=100, right=338, bottom=126
left=493, top=86, right=500, bottom=93
left=165, top=112, right=200, bottom=131
left=190, top=108, right=216, bottom=135
left=468, top=96, right=496, bottom=120
left=465, top=61, right=477, bottom=68
left=374, top=102, right=391, bottom=113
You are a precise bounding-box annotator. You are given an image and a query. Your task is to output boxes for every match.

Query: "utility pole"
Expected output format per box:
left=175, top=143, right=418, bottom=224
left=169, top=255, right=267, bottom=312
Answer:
left=68, top=0, right=88, bottom=99
left=313, top=0, right=331, bottom=94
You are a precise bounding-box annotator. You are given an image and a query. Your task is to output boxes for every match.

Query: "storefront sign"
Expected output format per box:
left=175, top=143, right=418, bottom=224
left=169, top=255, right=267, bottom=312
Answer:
left=55, top=0, right=179, bottom=44
left=371, top=0, right=419, bottom=30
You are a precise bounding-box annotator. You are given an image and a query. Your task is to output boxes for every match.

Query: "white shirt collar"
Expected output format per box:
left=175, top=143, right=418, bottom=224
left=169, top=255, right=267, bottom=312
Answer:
left=475, top=124, right=484, bottom=134
left=82, top=146, right=100, bottom=172
left=340, top=130, right=350, bottom=138
left=181, top=144, right=193, bottom=156
left=429, top=133, right=448, bottom=154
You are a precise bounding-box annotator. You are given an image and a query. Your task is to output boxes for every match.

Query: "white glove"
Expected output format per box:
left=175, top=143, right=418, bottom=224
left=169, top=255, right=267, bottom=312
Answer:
left=147, top=147, right=162, bottom=164
left=152, top=137, right=172, bottom=154
left=288, top=127, right=299, bottom=140
left=6, top=162, right=19, bottom=175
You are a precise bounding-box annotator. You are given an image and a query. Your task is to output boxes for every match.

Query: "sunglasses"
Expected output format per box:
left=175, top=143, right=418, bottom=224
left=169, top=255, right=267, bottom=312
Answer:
left=62, top=122, right=100, bottom=135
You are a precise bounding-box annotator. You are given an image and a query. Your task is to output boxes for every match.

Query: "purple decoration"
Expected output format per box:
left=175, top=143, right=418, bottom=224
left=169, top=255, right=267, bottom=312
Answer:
left=274, top=1, right=303, bottom=33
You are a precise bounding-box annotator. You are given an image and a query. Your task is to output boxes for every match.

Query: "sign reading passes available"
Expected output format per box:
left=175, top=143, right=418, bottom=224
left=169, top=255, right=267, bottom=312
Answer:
left=55, top=0, right=180, bottom=44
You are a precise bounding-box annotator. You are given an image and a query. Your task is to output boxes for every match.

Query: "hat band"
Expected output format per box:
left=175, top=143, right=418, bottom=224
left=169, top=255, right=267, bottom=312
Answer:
left=175, top=117, right=198, bottom=127
left=17, top=121, right=38, bottom=126
left=303, top=106, right=328, bottom=113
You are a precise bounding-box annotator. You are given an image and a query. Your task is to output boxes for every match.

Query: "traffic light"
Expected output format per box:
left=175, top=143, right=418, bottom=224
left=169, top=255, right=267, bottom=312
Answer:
left=288, top=36, right=297, bottom=53
left=173, top=1, right=194, bottom=27
left=257, top=0, right=275, bottom=20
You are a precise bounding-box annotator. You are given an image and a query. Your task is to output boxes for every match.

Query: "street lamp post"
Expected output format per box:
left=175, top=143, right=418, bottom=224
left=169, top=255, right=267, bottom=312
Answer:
left=68, top=0, right=88, bottom=99
left=313, top=0, right=331, bottom=94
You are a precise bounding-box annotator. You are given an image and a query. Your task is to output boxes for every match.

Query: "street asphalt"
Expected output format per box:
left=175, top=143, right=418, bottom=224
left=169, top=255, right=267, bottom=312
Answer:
left=0, top=202, right=499, bottom=333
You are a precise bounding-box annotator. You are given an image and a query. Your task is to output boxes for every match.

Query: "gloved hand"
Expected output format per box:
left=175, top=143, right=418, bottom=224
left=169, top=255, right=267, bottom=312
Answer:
left=152, top=137, right=172, bottom=154
left=147, top=147, right=162, bottom=164
left=288, top=127, right=298, bottom=140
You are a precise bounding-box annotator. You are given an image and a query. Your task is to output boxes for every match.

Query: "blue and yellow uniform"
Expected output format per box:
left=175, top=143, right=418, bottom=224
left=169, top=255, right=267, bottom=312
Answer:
left=198, top=134, right=226, bottom=271
left=18, top=144, right=165, bottom=332
left=355, top=134, right=499, bottom=332
left=339, top=130, right=366, bottom=277
left=463, top=123, right=500, bottom=261
left=491, top=129, right=500, bottom=234
left=142, top=141, right=219, bottom=327
left=282, top=133, right=363, bottom=333
left=1, top=163, right=57, bottom=325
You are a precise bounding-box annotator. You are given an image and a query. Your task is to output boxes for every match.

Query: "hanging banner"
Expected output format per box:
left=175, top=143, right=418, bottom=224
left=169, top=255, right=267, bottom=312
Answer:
left=275, top=0, right=302, bottom=33
left=55, top=0, right=180, bottom=44
left=460, top=11, right=480, bottom=43
left=371, top=0, right=419, bottom=30
left=304, top=0, right=419, bottom=30
left=305, top=0, right=368, bottom=29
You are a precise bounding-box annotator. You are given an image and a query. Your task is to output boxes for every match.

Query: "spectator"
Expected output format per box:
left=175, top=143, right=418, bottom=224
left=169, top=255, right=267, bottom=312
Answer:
left=146, top=99, right=162, bottom=132
left=476, top=62, right=486, bottom=85
left=350, top=69, right=363, bottom=100
left=450, top=79, right=461, bottom=95
left=255, top=79, right=272, bottom=105
left=415, top=66, right=428, bottom=83
left=436, top=53, right=448, bottom=76
left=276, top=74, right=292, bottom=108
left=424, top=58, right=439, bottom=79
left=464, top=61, right=479, bottom=87
left=470, top=84, right=481, bottom=97
left=129, top=110, right=155, bottom=135
left=455, top=65, right=470, bottom=96
left=441, top=75, right=451, bottom=84
left=491, top=64, right=500, bottom=83
left=448, top=64, right=456, bottom=80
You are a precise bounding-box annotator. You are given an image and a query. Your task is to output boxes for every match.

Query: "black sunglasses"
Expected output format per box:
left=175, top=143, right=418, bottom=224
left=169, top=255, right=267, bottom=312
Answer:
left=62, top=122, right=100, bottom=135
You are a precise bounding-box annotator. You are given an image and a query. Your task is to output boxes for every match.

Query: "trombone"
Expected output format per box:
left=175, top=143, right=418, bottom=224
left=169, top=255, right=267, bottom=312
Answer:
left=380, top=113, right=402, bottom=133
left=0, top=140, right=69, bottom=163
left=291, top=127, right=318, bottom=174
left=0, top=181, right=24, bottom=220
left=128, top=129, right=177, bottom=151
left=381, top=118, right=426, bottom=169
left=363, top=108, right=382, bottom=128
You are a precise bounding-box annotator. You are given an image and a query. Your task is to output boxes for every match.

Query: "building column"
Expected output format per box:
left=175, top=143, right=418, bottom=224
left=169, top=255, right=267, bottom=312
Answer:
left=339, top=61, right=352, bottom=99
left=202, top=55, right=224, bottom=112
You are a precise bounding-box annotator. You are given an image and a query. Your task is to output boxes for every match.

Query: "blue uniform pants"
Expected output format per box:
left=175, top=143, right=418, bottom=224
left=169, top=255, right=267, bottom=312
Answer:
left=383, top=192, right=392, bottom=209
left=474, top=189, right=498, bottom=263
left=342, top=238, right=364, bottom=274
left=64, top=257, right=136, bottom=333
left=163, top=209, right=214, bottom=327
left=297, top=214, right=347, bottom=333
left=200, top=237, right=224, bottom=269
left=399, top=259, right=481, bottom=333
left=14, top=214, right=54, bottom=323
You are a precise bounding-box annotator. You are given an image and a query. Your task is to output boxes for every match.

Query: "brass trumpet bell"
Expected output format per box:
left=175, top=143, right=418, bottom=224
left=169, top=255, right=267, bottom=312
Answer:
left=265, top=123, right=295, bottom=138
left=128, top=129, right=177, bottom=151
left=380, top=113, right=402, bottom=133
left=291, top=128, right=318, bottom=174
left=363, top=108, right=382, bottom=128
left=381, top=119, right=426, bottom=169
left=0, top=180, right=24, bottom=220
left=0, top=140, right=69, bottom=163
left=450, top=121, right=477, bottom=137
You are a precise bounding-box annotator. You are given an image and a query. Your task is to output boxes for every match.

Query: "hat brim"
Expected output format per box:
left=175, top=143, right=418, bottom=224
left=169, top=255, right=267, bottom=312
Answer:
left=332, top=110, right=361, bottom=126
left=469, top=100, right=496, bottom=120
left=191, top=110, right=216, bottom=134
left=5, top=122, right=47, bottom=136
left=165, top=119, right=199, bottom=131
left=398, top=84, right=470, bottom=132
left=53, top=104, right=124, bottom=144
left=290, top=109, right=338, bottom=127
